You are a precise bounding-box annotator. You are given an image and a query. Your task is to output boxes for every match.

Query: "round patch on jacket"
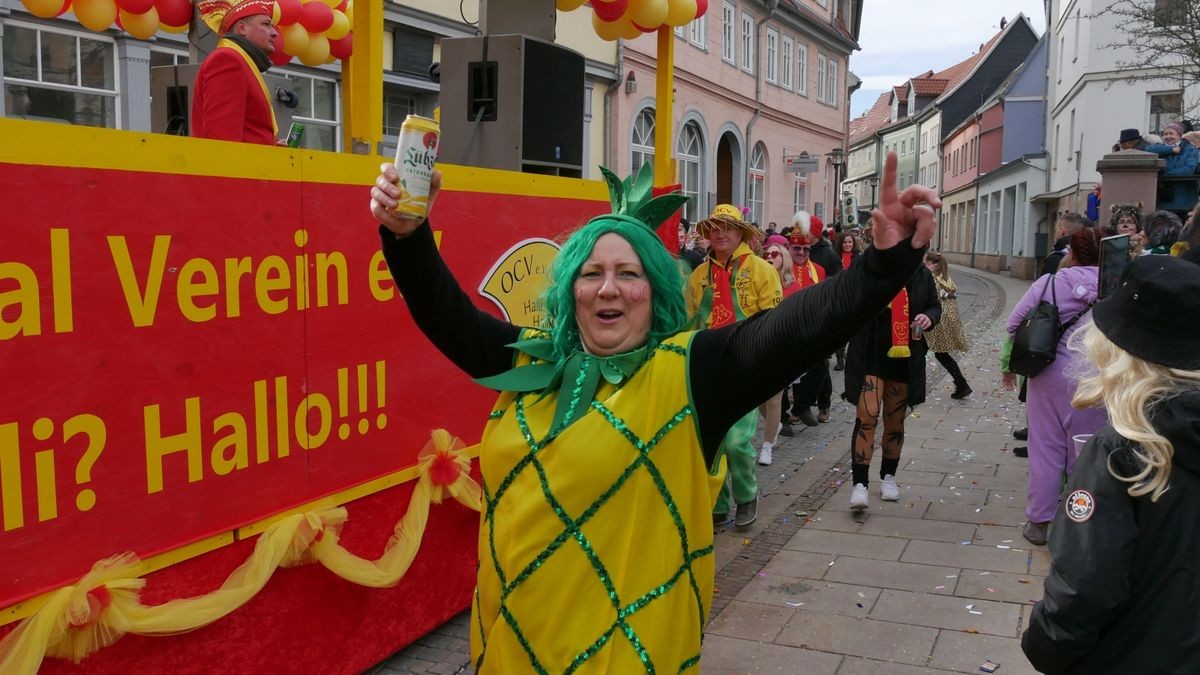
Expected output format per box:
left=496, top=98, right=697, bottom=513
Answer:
left=1065, top=489, right=1095, bottom=523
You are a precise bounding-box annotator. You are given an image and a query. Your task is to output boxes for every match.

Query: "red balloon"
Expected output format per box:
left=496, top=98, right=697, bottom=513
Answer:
left=269, top=47, right=292, bottom=66
left=117, top=0, right=154, bottom=14
left=328, top=32, right=351, bottom=59
left=298, top=0, right=333, bottom=32
left=153, top=0, right=190, bottom=27
left=591, top=0, right=626, bottom=23
left=696, top=0, right=708, bottom=18
left=334, top=0, right=345, bottom=10
left=275, top=0, right=300, bottom=25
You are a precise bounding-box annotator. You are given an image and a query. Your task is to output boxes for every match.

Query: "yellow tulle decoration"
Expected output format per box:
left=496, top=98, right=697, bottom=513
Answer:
left=886, top=346, right=912, bottom=358
left=0, top=430, right=481, bottom=675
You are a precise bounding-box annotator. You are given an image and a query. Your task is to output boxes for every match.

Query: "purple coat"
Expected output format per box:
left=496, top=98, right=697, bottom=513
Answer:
left=1007, top=266, right=1099, bottom=350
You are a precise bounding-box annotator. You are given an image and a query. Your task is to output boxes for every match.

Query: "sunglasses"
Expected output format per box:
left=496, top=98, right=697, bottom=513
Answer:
left=791, top=245, right=811, bottom=252
left=765, top=251, right=782, bottom=259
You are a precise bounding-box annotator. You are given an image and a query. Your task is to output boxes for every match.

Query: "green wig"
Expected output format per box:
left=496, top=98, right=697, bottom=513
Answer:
left=541, top=164, right=690, bottom=359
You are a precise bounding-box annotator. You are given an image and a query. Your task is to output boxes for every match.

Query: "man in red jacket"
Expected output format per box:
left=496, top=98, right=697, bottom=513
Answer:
left=192, top=0, right=281, bottom=145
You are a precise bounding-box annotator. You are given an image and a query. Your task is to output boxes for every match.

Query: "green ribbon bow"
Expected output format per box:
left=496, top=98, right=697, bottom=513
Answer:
left=474, top=337, right=650, bottom=441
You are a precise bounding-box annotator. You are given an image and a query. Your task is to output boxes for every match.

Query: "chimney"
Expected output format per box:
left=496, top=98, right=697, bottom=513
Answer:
left=1000, top=16, right=1007, bottom=29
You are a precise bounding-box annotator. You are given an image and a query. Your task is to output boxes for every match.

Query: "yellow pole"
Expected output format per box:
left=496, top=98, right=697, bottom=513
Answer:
left=341, top=0, right=383, bottom=154
left=653, top=26, right=674, bottom=187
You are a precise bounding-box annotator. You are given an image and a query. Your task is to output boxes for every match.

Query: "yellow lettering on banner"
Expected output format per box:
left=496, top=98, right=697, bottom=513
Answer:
left=256, top=255, right=290, bottom=314
left=108, top=234, right=170, bottom=327
left=224, top=257, right=253, bottom=319
left=178, top=257, right=219, bottom=323
left=0, top=262, right=41, bottom=339
left=295, top=393, right=332, bottom=450
left=368, top=251, right=393, bottom=302
left=145, top=397, right=203, bottom=493
left=50, top=228, right=73, bottom=334
left=274, top=376, right=290, bottom=458
left=211, top=411, right=249, bottom=475
left=0, top=423, right=24, bottom=530
left=34, top=450, right=56, bottom=522
left=253, top=379, right=270, bottom=464
left=315, top=252, right=348, bottom=307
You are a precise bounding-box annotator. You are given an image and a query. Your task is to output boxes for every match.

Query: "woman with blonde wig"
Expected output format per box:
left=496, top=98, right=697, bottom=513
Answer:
left=1023, top=255, right=1200, bottom=674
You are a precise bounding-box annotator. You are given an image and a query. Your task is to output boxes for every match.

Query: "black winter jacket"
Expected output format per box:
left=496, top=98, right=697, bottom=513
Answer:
left=1022, top=390, right=1200, bottom=674
left=842, top=265, right=940, bottom=408
left=810, top=238, right=844, bottom=277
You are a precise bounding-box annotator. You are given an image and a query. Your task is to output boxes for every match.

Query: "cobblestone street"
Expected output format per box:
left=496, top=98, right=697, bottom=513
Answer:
left=372, top=265, right=1039, bottom=674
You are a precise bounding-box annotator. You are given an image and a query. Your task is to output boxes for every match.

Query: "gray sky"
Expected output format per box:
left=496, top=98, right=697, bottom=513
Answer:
left=849, top=1, right=1049, bottom=119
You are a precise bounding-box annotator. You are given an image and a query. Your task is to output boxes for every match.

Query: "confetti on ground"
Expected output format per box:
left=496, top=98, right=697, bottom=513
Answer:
left=965, top=604, right=975, bottom=610
left=828, top=561, right=836, bottom=567
left=960, top=541, right=973, bottom=545
left=970, top=610, right=983, bottom=615
left=979, top=660, right=1000, bottom=673
left=1018, top=579, right=1033, bottom=584
left=786, top=601, right=804, bottom=607
left=946, top=575, right=958, bottom=578
left=986, top=588, right=996, bottom=593
left=935, top=585, right=946, bottom=590
left=795, top=511, right=809, bottom=517
left=997, top=545, right=1011, bottom=549
left=980, top=572, right=991, bottom=576
left=965, top=628, right=980, bottom=634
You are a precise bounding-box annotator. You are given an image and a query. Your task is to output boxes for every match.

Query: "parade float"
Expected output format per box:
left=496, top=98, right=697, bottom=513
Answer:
left=0, top=0, right=704, bottom=672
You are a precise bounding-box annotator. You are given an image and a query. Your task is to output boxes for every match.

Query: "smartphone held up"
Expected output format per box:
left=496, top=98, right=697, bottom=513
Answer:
left=1099, top=233, right=1131, bottom=299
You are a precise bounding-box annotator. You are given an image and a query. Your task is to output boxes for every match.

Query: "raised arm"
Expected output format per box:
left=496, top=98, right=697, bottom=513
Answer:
left=689, top=152, right=940, bottom=460
left=372, top=166, right=520, bottom=379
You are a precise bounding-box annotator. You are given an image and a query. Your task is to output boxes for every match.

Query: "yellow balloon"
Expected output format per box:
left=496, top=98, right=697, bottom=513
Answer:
left=271, top=2, right=280, bottom=24
left=300, top=34, right=329, bottom=66
left=318, top=0, right=339, bottom=7
left=555, top=0, right=586, bottom=10
left=119, top=6, right=159, bottom=39
left=74, top=0, right=118, bottom=32
left=592, top=11, right=623, bottom=41
left=343, top=1, right=351, bottom=24
left=665, top=0, right=697, bottom=26
left=628, top=0, right=667, bottom=29
left=325, top=10, right=349, bottom=40
left=280, top=22, right=310, bottom=55
left=161, top=20, right=189, bottom=33
left=23, top=0, right=69, bottom=19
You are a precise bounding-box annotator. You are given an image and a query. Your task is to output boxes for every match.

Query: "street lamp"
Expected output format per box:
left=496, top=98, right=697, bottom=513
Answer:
left=867, top=175, right=879, bottom=211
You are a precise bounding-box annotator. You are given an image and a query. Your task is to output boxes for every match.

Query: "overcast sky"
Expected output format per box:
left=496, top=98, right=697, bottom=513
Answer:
left=849, top=1, right=1049, bottom=119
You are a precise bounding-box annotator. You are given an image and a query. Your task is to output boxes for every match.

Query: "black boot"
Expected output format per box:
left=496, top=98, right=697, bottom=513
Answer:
left=951, top=382, right=973, bottom=399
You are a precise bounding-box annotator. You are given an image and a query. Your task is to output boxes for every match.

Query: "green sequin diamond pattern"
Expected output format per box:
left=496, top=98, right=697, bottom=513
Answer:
left=475, top=344, right=711, bottom=674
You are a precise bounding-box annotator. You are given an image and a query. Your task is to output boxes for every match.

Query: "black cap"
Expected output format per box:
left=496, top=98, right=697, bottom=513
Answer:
left=1092, top=256, right=1200, bottom=369
left=1118, top=128, right=1142, bottom=143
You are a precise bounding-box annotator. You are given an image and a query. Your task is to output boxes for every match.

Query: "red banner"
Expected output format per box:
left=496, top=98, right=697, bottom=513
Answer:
left=0, top=138, right=608, bottom=610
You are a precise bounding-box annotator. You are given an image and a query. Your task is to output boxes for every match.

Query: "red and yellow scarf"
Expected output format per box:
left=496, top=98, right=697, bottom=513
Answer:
left=793, top=260, right=825, bottom=289
left=887, top=288, right=911, bottom=358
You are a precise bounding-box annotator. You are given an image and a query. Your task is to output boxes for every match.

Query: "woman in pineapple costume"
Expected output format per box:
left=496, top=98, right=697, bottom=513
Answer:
left=369, top=153, right=938, bottom=673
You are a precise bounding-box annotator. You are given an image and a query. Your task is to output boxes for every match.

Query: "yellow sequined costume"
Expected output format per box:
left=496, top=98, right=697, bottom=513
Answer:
left=471, top=331, right=723, bottom=673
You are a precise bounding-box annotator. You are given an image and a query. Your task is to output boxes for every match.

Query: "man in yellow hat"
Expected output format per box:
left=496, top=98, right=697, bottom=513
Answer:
left=686, top=204, right=782, bottom=528
left=192, top=0, right=282, bottom=145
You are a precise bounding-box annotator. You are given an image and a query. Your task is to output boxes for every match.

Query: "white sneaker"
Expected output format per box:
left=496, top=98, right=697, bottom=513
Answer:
left=758, top=442, right=774, bottom=466
left=880, top=475, right=900, bottom=502
left=850, top=483, right=869, bottom=511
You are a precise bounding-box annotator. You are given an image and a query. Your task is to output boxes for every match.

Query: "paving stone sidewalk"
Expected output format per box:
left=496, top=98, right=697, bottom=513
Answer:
left=701, top=266, right=1042, bottom=675
left=373, top=265, right=1037, bottom=674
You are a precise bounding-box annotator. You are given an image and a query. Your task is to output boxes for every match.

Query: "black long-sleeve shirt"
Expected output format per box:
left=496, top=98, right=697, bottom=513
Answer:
left=381, top=223, right=924, bottom=465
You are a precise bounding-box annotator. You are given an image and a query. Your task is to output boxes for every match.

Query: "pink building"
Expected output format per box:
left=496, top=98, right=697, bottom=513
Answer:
left=612, top=1, right=863, bottom=229
left=977, top=104, right=1005, bottom=174
left=940, top=117, right=982, bottom=254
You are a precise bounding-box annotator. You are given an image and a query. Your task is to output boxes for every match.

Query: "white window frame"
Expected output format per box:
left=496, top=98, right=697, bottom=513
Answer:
left=3, top=21, right=120, bottom=128
left=677, top=122, right=705, bottom=222
left=1148, top=90, right=1183, bottom=134
left=816, top=53, right=827, bottom=103
left=277, top=69, right=343, bottom=152
left=631, top=108, right=655, bottom=173
left=741, top=12, right=755, bottom=74
left=689, top=14, right=707, bottom=48
left=780, top=36, right=793, bottom=90
left=765, top=28, right=778, bottom=84
left=793, top=179, right=807, bottom=214
left=826, top=58, right=838, bottom=108
left=748, top=143, right=767, bottom=225
left=796, top=43, right=809, bottom=96
left=722, top=2, right=736, bottom=64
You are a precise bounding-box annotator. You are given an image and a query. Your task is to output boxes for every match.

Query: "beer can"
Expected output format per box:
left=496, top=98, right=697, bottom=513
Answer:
left=392, top=114, right=440, bottom=220
left=286, top=122, right=305, bottom=148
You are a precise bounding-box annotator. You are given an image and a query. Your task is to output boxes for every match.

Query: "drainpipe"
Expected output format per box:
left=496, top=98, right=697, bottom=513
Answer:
left=744, top=0, right=779, bottom=205
left=603, top=39, right=624, bottom=170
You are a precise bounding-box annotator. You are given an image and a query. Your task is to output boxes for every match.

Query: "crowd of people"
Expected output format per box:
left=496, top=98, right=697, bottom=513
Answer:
left=368, top=137, right=1200, bottom=671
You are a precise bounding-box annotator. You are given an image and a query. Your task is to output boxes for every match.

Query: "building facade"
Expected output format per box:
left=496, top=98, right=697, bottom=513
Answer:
left=1039, top=0, right=1199, bottom=218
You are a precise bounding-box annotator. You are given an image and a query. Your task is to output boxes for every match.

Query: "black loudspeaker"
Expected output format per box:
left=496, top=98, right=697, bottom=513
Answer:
left=439, top=35, right=584, bottom=177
